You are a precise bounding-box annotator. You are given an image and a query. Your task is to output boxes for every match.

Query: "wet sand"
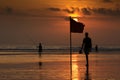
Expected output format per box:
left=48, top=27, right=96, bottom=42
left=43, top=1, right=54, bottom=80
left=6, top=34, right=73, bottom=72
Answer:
left=0, top=52, right=119, bottom=80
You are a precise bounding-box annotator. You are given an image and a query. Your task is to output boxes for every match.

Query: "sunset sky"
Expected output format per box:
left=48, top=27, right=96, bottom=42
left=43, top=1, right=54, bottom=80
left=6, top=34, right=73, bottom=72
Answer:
left=0, top=0, right=120, bottom=48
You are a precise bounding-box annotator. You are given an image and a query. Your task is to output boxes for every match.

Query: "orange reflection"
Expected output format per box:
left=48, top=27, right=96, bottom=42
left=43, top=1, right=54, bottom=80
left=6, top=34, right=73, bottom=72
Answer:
left=72, top=54, right=79, bottom=80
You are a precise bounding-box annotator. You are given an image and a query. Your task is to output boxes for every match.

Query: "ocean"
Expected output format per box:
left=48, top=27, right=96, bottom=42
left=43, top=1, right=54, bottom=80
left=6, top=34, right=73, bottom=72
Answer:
left=0, top=51, right=120, bottom=80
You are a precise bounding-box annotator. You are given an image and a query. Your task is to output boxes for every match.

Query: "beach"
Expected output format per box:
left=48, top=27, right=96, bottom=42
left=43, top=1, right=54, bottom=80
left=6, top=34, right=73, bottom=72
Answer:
left=0, top=51, right=120, bottom=80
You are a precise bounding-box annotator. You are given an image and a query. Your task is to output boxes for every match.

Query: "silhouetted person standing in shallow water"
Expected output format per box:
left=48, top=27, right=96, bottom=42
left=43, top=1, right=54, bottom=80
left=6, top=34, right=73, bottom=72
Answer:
left=95, top=45, right=98, bottom=52
left=38, top=43, right=42, bottom=57
left=81, top=32, right=92, bottom=66
left=81, top=32, right=92, bottom=80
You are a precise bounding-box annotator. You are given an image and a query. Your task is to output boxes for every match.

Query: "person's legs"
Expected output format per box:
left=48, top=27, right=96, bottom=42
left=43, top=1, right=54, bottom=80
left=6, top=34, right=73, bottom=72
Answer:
left=85, top=54, right=89, bottom=66
left=85, top=53, right=89, bottom=80
left=85, top=50, right=90, bottom=80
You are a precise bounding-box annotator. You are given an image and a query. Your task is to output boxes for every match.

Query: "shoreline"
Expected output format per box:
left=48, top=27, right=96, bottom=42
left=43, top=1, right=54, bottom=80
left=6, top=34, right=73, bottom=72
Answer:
left=0, top=48, right=120, bottom=52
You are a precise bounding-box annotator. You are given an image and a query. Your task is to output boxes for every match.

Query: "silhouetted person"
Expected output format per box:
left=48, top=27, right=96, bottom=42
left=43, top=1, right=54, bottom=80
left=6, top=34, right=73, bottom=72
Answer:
left=38, top=43, right=42, bottom=57
left=95, top=45, right=98, bottom=52
left=81, top=32, right=92, bottom=67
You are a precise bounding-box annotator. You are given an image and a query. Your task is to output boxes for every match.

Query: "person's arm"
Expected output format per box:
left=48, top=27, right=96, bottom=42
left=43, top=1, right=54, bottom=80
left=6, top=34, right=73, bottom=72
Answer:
left=81, top=38, right=85, bottom=50
left=90, top=39, right=92, bottom=52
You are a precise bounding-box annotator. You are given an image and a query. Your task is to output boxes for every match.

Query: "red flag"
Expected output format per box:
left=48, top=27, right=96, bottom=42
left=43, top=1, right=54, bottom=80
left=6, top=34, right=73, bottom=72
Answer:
left=70, top=17, right=85, bottom=33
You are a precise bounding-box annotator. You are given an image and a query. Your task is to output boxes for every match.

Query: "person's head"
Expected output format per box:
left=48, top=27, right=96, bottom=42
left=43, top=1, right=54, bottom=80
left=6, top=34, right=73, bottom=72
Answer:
left=85, top=32, right=89, bottom=37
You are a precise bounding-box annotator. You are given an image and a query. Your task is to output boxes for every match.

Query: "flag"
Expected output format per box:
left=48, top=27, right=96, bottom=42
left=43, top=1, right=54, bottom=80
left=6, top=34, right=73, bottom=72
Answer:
left=70, top=17, right=85, bottom=33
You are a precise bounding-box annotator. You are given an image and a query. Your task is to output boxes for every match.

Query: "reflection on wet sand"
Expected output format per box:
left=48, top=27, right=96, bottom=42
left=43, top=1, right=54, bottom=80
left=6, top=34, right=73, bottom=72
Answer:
left=72, top=54, right=83, bottom=80
left=72, top=62, right=79, bottom=80
left=84, top=65, right=91, bottom=80
left=72, top=54, right=92, bottom=80
left=38, top=61, right=42, bottom=69
left=38, top=54, right=42, bottom=69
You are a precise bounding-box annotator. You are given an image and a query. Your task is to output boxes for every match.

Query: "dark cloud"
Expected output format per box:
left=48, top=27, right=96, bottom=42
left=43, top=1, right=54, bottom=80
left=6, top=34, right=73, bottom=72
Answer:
left=47, top=6, right=120, bottom=17
left=80, top=7, right=120, bottom=16
left=0, top=7, right=41, bottom=17
left=62, top=8, right=75, bottom=14
left=91, top=8, right=120, bottom=16
left=92, top=8, right=108, bottom=14
left=1, top=6, right=120, bottom=18
left=47, top=7, right=80, bottom=14
left=47, top=7, right=76, bottom=14
left=62, top=7, right=80, bottom=14
left=102, top=0, right=113, bottom=3
left=47, top=7, right=61, bottom=11
left=81, top=8, right=91, bottom=15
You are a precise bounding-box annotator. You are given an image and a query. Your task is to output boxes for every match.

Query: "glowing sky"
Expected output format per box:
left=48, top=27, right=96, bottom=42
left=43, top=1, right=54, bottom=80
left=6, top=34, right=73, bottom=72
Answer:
left=0, top=0, right=120, bottom=47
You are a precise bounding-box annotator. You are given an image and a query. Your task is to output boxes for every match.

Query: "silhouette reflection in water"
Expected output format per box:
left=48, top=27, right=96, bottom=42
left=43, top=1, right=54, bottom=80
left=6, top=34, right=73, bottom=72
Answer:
left=84, top=63, right=91, bottom=80
left=38, top=61, right=42, bottom=69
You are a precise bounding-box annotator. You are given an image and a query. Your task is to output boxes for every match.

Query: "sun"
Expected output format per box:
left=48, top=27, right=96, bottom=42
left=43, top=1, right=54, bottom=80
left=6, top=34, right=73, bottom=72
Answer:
left=73, top=18, right=78, bottom=22
left=69, top=14, right=80, bottom=22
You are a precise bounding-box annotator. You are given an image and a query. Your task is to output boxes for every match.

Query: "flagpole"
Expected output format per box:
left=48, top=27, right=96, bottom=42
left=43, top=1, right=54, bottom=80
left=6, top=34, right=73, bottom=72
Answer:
left=69, top=16, right=73, bottom=80
left=70, top=30, right=72, bottom=80
left=69, top=16, right=85, bottom=80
